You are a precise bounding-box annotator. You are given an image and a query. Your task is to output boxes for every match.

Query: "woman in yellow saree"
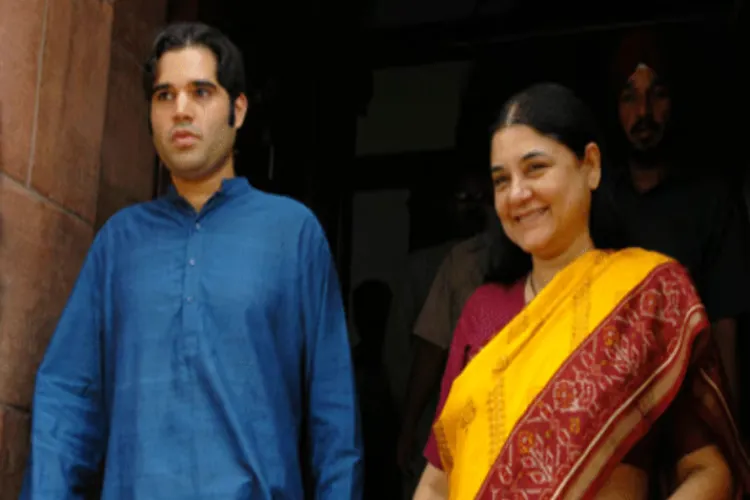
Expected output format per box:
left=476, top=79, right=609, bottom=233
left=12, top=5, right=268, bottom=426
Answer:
left=413, top=83, right=750, bottom=500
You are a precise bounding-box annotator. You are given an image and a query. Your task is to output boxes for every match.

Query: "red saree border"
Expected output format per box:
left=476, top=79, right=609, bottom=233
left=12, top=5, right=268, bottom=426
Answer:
left=562, top=309, right=701, bottom=499
left=475, top=261, right=708, bottom=500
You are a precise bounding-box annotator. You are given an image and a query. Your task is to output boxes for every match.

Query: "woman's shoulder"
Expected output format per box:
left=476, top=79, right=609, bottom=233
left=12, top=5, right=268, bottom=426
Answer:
left=467, top=280, right=525, bottom=307
left=450, top=280, right=526, bottom=351
left=459, top=281, right=526, bottom=330
left=609, top=248, right=700, bottom=299
left=609, top=247, right=691, bottom=277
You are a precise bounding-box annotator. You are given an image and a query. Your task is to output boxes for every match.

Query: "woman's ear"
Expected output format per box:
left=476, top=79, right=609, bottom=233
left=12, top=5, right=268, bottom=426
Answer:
left=584, top=142, right=602, bottom=190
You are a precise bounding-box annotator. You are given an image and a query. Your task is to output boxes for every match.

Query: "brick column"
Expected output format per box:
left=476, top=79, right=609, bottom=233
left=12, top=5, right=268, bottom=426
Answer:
left=0, top=0, right=166, bottom=496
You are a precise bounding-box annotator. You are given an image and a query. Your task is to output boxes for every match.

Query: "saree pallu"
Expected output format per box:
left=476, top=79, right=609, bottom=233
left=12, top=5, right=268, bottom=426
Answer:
left=433, top=248, right=750, bottom=500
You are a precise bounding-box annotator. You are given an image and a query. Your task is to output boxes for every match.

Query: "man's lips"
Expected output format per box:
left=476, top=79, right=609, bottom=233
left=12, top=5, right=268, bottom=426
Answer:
left=171, top=130, right=199, bottom=147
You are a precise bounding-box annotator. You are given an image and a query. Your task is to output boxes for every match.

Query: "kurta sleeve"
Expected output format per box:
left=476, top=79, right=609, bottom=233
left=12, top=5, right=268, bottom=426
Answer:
left=300, top=216, right=364, bottom=499
left=20, top=234, right=107, bottom=499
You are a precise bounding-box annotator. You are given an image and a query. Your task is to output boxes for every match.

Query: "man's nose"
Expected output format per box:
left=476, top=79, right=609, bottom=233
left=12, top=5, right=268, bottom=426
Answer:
left=173, top=92, right=194, bottom=121
left=636, top=94, right=653, bottom=118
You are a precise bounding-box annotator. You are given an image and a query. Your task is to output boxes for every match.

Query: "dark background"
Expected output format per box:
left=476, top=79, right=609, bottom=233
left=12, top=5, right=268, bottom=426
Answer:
left=162, top=0, right=749, bottom=296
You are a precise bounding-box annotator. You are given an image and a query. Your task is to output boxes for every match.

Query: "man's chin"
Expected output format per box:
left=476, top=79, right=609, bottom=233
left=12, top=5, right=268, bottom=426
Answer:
left=628, top=144, right=667, bottom=167
left=165, top=163, right=213, bottom=181
left=628, top=128, right=667, bottom=150
left=629, top=136, right=658, bottom=150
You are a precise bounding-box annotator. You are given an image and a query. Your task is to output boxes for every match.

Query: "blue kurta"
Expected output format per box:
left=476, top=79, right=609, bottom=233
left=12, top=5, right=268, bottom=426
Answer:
left=21, top=178, right=363, bottom=499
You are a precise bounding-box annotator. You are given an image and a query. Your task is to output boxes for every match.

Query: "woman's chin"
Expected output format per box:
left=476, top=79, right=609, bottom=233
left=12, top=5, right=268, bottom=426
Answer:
left=515, top=237, right=552, bottom=257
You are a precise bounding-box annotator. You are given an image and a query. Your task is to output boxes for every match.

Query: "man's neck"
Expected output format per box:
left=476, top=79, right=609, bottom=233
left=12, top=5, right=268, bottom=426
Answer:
left=628, top=160, right=668, bottom=193
left=626, top=144, right=672, bottom=193
left=171, top=158, right=236, bottom=212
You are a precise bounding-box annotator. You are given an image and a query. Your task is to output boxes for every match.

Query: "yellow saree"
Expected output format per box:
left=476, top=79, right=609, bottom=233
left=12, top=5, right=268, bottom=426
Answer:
left=433, top=248, right=749, bottom=499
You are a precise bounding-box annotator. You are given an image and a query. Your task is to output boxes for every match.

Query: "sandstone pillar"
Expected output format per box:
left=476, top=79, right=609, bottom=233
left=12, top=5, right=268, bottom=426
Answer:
left=0, top=0, right=166, bottom=496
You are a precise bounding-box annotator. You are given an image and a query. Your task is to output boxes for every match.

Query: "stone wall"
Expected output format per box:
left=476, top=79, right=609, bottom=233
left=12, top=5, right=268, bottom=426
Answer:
left=0, top=0, right=166, bottom=496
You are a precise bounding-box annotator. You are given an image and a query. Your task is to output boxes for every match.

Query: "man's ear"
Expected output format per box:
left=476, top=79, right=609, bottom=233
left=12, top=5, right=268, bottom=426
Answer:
left=232, top=93, right=249, bottom=129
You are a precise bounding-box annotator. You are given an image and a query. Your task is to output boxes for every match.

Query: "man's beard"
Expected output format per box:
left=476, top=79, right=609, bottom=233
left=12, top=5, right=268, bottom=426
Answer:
left=627, top=117, right=670, bottom=169
left=628, top=147, right=666, bottom=170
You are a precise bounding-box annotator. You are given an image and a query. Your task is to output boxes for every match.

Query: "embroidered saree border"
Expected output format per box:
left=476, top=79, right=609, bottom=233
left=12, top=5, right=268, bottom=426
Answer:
left=474, top=262, right=706, bottom=499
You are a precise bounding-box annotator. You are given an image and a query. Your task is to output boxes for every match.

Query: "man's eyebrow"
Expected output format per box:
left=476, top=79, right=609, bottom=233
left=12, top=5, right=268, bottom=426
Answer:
left=191, top=80, right=218, bottom=89
left=152, top=81, right=218, bottom=94
left=152, top=83, right=171, bottom=94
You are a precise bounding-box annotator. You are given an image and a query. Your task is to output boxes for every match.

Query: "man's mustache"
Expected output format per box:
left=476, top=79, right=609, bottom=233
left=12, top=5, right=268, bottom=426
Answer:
left=630, top=117, right=660, bottom=135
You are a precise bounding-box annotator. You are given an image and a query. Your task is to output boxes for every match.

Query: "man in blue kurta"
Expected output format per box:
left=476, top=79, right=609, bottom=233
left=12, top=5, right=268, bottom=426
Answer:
left=20, top=22, right=363, bottom=499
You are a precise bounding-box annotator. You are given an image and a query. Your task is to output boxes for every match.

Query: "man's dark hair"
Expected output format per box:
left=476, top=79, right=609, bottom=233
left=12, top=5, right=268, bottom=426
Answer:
left=142, top=22, right=247, bottom=126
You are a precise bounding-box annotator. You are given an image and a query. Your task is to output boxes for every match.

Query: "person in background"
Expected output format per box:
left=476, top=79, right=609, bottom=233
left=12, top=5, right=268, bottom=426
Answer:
left=415, top=82, right=749, bottom=500
left=21, top=22, right=362, bottom=499
left=382, top=182, right=470, bottom=415
left=394, top=169, right=495, bottom=497
left=607, top=29, right=749, bottom=402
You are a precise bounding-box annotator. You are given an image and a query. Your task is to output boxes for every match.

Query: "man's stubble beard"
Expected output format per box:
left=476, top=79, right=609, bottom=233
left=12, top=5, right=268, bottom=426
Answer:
left=627, top=125, right=673, bottom=171
left=628, top=146, right=666, bottom=170
left=166, top=131, right=237, bottom=180
left=165, top=148, right=233, bottom=181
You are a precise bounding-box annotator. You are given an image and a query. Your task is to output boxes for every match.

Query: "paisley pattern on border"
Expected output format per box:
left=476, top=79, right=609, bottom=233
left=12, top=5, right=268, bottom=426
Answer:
left=476, top=263, right=706, bottom=500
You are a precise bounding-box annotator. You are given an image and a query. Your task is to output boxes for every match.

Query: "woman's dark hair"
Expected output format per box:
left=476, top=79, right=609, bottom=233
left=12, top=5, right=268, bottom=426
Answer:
left=485, top=82, right=629, bottom=286
left=142, top=22, right=247, bottom=127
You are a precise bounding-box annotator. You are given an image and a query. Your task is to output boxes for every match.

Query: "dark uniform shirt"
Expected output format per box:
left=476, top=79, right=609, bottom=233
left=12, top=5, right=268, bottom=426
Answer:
left=612, top=170, right=749, bottom=322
